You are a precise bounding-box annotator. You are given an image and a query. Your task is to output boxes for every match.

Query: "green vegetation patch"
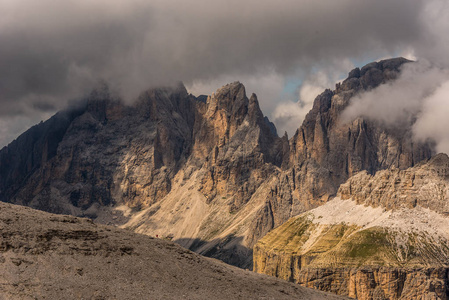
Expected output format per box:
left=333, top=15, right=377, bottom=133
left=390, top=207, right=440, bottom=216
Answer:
left=305, top=223, right=356, bottom=255
left=259, top=215, right=314, bottom=252
left=348, top=231, right=386, bottom=257
left=256, top=216, right=449, bottom=270
left=342, top=228, right=391, bottom=265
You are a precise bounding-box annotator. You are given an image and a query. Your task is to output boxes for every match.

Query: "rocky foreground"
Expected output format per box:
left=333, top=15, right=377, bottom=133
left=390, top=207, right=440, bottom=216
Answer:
left=0, top=201, right=346, bottom=300
left=254, top=154, right=449, bottom=299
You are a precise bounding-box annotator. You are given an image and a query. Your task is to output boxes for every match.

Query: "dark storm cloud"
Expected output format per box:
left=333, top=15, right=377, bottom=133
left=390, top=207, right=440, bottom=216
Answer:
left=0, top=0, right=426, bottom=101
left=0, top=0, right=439, bottom=146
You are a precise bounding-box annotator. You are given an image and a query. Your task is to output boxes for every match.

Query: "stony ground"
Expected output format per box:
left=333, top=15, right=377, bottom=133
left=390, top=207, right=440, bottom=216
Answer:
left=0, top=202, right=346, bottom=300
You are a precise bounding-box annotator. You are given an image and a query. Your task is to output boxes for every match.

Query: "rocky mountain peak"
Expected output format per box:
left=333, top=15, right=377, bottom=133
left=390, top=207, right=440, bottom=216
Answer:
left=338, top=57, right=411, bottom=94
left=288, top=57, right=430, bottom=198
left=213, top=81, right=246, bottom=100
left=206, top=81, right=248, bottom=124
left=136, top=82, right=192, bottom=119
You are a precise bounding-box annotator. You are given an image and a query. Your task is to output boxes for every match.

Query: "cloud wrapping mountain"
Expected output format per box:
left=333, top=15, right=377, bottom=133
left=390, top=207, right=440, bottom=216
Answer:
left=341, top=61, right=449, bottom=155
left=1, top=0, right=448, bottom=146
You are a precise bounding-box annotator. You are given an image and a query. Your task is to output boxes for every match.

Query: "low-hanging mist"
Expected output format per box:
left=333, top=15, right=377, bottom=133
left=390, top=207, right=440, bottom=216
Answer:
left=341, top=60, right=449, bottom=155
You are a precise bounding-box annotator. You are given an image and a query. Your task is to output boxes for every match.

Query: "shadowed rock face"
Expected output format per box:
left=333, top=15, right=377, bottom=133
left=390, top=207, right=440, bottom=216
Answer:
left=0, top=58, right=434, bottom=269
left=0, top=201, right=347, bottom=300
left=0, top=106, right=86, bottom=206
left=0, top=83, right=200, bottom=213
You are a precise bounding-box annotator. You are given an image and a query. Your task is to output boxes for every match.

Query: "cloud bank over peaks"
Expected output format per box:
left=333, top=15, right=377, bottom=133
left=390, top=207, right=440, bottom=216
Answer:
left=1, top=0, right=449, bottom=147
left=331, top=0, right=449, bottom=154
left=0, top=0, right=427, bottom=107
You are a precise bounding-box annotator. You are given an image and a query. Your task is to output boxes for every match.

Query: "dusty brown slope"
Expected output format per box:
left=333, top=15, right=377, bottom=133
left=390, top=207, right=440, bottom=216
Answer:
left=0, top=201, right=346, bottom=300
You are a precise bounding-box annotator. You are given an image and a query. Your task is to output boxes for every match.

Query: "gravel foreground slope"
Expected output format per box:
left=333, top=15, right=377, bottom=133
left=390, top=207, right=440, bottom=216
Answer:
left=0, top=202, right=346, bottom=300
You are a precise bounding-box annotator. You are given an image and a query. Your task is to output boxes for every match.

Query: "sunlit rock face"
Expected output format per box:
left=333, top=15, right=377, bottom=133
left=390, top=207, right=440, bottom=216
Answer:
left=0, top=57, right=434, bottom=269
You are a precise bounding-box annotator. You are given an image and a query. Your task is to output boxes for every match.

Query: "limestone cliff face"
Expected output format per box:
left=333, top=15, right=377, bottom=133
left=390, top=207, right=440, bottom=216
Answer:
left=254, top=155, right=449, bottom=299
left=194, top=83, right=283, bottom=211
left=288, top=57, right=431, bottom=205
left=0, top=106, right=85, bottom=205
left=0, top=58, right=434, bottom=269
left=339, top=153, right=449, bottom=214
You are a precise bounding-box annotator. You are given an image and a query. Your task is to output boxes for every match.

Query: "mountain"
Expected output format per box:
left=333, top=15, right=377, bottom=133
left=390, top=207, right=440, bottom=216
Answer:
left=254, top=154, right=449, bottom=299
left=0, top=201, right=347, bottom=299
left=0, top=57, right=434, bottom=271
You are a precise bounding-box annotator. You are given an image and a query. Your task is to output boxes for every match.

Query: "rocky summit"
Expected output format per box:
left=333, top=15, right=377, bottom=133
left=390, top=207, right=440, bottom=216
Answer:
left=0, top=57, right=445, bottom=299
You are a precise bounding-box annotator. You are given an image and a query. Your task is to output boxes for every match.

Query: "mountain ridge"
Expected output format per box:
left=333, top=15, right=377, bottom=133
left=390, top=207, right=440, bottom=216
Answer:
left=0, top=57, right=434, bottom=270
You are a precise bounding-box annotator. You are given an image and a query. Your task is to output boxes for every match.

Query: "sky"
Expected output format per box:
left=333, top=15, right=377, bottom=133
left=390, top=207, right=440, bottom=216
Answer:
left=1, top=0, right=449, bottom=148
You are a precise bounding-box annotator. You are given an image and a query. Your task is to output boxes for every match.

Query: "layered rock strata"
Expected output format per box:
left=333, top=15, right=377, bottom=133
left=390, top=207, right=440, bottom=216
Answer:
left=254, top=155, right=449, bottom=299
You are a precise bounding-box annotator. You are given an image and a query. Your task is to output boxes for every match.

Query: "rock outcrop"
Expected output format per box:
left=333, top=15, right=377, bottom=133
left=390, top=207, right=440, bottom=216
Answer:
left=254, top=155, right=449, bottom=299
left=339, top=153, right=449, bottom=214
left=0, top=58, right=434, bottom=269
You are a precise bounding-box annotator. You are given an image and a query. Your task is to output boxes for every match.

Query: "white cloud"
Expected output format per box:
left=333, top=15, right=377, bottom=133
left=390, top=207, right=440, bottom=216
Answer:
left=272, top=101, right=307, bottom=137
left=341, top=61, right=449, bottom=127
left=272, top=59, right=353, bottom=136
left=413, top=80, right=449, bottom=154
left=341, top=60, right=449, bottom=155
